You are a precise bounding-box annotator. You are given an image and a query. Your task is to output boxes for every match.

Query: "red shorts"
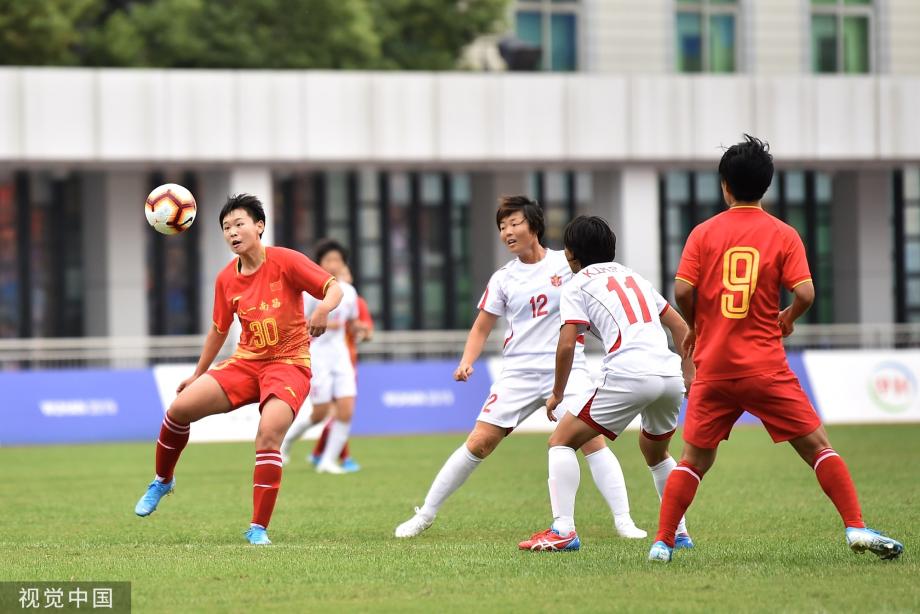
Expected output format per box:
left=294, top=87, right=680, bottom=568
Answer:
left=207, top=358, right=312, bottom=415
left=683, top=368, right=821, bottom=449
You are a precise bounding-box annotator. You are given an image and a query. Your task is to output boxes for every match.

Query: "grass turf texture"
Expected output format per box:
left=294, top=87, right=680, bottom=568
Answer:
left=1, top=425, right=916, bottom=613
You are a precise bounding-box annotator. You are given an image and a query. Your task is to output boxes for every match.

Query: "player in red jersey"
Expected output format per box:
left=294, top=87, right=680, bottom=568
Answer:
left=309, top=265, right=373, bottom=471
left=649, top=135, right=903, bottom=562
left=134, top=194, right=343, bottom=546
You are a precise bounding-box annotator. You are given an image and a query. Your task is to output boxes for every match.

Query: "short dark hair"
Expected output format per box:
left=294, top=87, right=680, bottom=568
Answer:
left=314, top=238, right=349, bottom=266
left=718, top=134, right=774, bottom=202
left=219, top=194, right=266, bottom=236
left=563, top=216, right=616, bottom=267
left=495, top=195, right=545, bottom=241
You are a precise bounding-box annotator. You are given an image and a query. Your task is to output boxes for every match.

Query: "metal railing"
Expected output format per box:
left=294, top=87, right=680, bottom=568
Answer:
left=1, top=324, right=918, bottom=370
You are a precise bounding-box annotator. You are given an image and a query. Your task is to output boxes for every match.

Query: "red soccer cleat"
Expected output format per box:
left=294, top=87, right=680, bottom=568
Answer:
left=518, top=527, right=581, bottom=551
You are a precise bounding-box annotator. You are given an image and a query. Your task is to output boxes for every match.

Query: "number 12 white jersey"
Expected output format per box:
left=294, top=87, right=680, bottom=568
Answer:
left=479, top=249, right=587, bottom=374
left=559, top=261, right=681, bottom=378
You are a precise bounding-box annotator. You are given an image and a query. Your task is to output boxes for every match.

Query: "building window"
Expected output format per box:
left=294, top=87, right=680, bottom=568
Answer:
left=528, top=170, right=591, bottom=250
left=515, top=0, right=579, bottom=72
left=675, top=0, right=739, bottom=73
left=660, top=170, right=834, bottom=324
left=811, top=0, right=873, bottom=73
left=0, top=171, right=85, bottom=339
left=763, top=171, right=835, bottom=324
left=274, top=170, right=472, bottom=331
left=894, top=168, right=920, bottom=323
left=147, top=172, right=200, bottom=336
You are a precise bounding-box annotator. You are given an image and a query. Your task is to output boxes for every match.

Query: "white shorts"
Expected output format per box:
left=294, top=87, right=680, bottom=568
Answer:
left=476, top=367, right=595, bottom=430
left=570, top=372, right=684, bottom=440
left=310, top=356, right=357, bottom=404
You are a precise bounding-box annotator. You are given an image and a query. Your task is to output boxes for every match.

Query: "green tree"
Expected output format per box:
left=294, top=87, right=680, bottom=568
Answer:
left=1, top=0, right=510, bottom=70
left=84, top=0, right=380, bottom=68
left=0, top=0, right=99, bottom=65
left=371, top=0, right=508, bottom=70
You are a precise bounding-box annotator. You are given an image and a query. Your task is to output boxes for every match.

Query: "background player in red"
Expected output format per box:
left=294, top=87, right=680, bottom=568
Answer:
left=133, top=193, right=343, bottom=546
left=649, top=135, right=903, bottom=562
left=309, top=264, right=373, bottom=471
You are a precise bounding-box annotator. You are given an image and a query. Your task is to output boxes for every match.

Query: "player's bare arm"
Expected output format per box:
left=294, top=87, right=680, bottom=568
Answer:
left=454, top=310, right=498, bottom=381
left=673, top=279, right=697, bottom=359
left=546, top=323, right=578, bottom=420
left=177, top=324, right=229, bottom=394
left=660, top=304, right=696, bottom=395
left=310, top=280, right=343, bottom=338
left=778, top=281, right=815, bottom=337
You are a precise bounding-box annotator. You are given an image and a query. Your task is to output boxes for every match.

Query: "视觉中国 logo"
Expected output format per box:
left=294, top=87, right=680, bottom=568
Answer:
left=867, top=361, right=918, bottom=414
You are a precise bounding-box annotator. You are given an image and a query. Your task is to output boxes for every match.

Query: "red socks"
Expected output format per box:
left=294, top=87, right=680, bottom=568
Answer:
left=252, top=450, right=283, bottom=528
left=813, top=448, right=865, bottom=529
left=155, top=413, right=190, bottom=482
left=655, top=461, right=703, bottom=547
left=313, top=421, right=350, bottom=461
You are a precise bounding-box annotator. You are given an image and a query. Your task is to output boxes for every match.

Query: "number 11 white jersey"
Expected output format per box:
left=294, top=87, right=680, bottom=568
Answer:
left=559, top=261, right=681, bottom=378
left=478, top=249, right=587, bottom=374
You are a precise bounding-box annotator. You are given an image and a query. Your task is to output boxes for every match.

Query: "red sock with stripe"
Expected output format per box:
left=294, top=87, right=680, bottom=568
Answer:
left=812, top=448, right=865, bottom=529
left=252, top=449, right=283, bottom=528
left=654, top=461, right=703, bottom=548
left=155, top=412, right=190, bottom=483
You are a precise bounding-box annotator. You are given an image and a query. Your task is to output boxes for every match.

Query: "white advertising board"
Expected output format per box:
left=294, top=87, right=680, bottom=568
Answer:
left=802, top=351, right=920, bottom=424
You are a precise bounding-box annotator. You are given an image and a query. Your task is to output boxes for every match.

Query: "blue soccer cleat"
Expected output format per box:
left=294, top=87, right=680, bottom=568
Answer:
left=134, top=478, right=175, bottom=517
left=245, top=525, right=272, bottom=545
left=675, top=532, right=694, bottom=550
left=341, top=457, right=361, bottom=473
left=846, top=527, right=903, bottom=560
left=308, top=454, right=320, bottom=467
left=648, top=540, right=673, bottom=562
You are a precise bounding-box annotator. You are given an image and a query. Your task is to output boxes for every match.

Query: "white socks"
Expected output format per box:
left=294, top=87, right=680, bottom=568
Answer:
left=548, top=446, right=580, bottom=535
left=584, top=447, right=632, bottom=525
left=318, top=420, right=351, bottom=467
left=280, top=413, right=318, bottom=457
left=418, top=445, right=483, bottom=520
left=649, top=456, right=688, bottom=535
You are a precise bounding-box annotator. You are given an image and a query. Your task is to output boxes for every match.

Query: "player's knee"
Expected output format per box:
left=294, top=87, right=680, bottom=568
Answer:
left=465, top=433, right=499, bottom=459
left=166, top=400, right=194, bottom=425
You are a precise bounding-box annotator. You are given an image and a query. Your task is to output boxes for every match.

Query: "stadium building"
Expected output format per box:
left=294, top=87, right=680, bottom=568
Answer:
left=1, top=0, right=919, bottom=342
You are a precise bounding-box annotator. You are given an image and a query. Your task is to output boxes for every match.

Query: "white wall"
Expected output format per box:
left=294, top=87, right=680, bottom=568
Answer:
left=2, top=68, right=919, bottom=165
left=750, top=0, right=804, bottom=74
left=887, top=0, right=920, bottom=75
left=582, top=0, right=671, bottom=74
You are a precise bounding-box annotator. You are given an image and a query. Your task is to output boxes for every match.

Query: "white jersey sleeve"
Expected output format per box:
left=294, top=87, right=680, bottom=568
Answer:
left=559, top=282, right=591, bottom=330
left=478, top=271, right=507, bottom=318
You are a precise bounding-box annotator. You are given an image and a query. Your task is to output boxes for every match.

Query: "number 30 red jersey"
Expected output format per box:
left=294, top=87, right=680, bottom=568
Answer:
left=676, top=206, right=812, bottom=381
left=212, top=246, right=333, bottom=367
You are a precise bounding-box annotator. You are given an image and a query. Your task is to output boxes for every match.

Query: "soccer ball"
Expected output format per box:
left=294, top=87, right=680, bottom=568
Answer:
left=145, top=183, right=197, bottom=235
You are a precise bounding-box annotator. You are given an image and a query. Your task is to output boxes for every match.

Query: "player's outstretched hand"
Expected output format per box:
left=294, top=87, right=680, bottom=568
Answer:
left=176, top=374, right=198, bottom=395
left=454, top=362, right=474, bottom=382
left=778, top=308, right=795, bottom=337
left=545, top=394, right=561, bottom=421
left=309, top=307, right=329, bottom=338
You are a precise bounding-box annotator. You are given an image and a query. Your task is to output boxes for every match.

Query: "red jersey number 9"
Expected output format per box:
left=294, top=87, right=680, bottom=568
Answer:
left=721, top=247, right=760, bottom=319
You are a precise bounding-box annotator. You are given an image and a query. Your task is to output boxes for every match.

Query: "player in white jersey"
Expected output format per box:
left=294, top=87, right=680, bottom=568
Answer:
left=519, top=216, right=696, bottom=552
left=396, top=197, right=646, bottom=540
left=280, top=240, right=360, bottom=474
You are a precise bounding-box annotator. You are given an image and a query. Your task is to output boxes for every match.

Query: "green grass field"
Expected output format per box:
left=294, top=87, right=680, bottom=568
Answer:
left=1, top=425, right=917, bottom=613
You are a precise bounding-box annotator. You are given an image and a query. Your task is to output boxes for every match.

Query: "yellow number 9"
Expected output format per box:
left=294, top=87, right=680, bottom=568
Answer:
left=721, top=247, right=760, bottom=319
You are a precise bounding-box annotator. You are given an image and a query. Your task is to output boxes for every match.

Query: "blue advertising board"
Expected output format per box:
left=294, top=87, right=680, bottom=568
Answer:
left=351, top=359, right=492, bottom=436
left=0, top=368, right=164, bottom=446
